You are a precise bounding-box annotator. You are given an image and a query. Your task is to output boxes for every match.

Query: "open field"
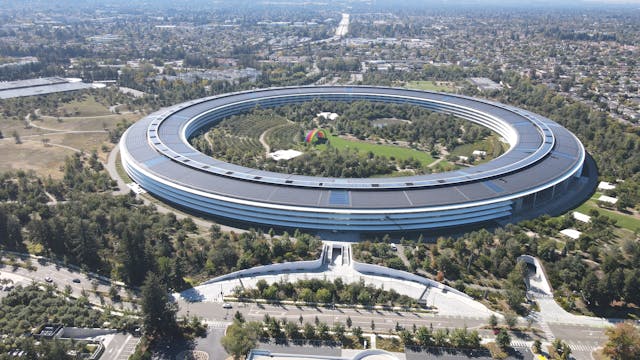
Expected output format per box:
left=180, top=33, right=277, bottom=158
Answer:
left=450, top=135, right=507, bottom=163
left=404, top=80, right=457, bottom=92
left=575, top=194, right=640, bottom=232
left=36, top=113, right=139, bottom=132
left=318, top=133, right=435, bottom=167
left=0, top=96, right=143, bottom=178
left=54, top=96, right=112, bottom=117
left=0, top=140, right=73, bottom=178
left=0, top=118, right=48, bottom=139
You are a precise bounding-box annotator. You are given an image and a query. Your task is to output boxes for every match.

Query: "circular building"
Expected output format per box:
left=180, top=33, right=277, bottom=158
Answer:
left=120, top=86, right=591, bottom=233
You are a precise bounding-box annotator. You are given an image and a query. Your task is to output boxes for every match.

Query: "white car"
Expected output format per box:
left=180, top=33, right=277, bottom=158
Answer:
left=44, top=277, right=53, bottom=283
left=222, top=303, right=233, bottom=309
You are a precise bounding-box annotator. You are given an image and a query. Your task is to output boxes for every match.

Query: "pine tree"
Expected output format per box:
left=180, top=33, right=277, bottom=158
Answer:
left=140, top=272, right=178, bottom=337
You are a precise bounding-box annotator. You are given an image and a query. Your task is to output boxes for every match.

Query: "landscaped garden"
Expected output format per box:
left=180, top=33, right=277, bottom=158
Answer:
left=190, top=100, right=503, bottom=178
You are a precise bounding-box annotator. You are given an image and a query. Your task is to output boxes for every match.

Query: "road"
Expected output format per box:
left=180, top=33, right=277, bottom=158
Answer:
left=150, top=325, right=228, bottom=360
left=335, top=13, right=350, bottom=38
left=91, top=333, right=140, bottom=360
left=176, top=296, right=610, bottom=359
left=179, top=300, right=502, bottom=337
left=0, top=253, right=141, bottom=359
left=1, top=249, right=610, bottom=359
left=0, top=252, right=136, bottom=311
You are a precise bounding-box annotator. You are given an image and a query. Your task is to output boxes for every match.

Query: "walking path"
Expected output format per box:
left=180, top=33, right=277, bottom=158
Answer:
left=520, top=255, right=624, bottom=328
left=177, top=241, right=497, bottom=318
left=258, top=128, right=271, bottom=155
left=519, top=255, right=629, bottom=358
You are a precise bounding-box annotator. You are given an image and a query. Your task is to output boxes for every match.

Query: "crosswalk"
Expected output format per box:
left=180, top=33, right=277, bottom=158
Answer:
left=506, top=340, right=597, bottom=353
left=510, top=340, right=530, bottom=348
left=568, top=343, right=599, bottom=352
left=116, top=336, right=139, bottom=360
left=527, top=312, right=555, bottom=341
left=206, top=320, right=232, bottom=329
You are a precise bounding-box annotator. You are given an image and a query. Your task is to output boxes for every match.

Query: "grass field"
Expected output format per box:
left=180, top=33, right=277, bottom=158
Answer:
left=0, top=140, right=73, bottom=177
left=575, top=194, right=640, bottom=232
left=450, top=135, right=507, bottom=163
left=318, top=133, right=435, bottom=167
left=56, top=96, right=112, bottom=117
left=38, top=113, right=139, bottom=132
left=404, top=80, right=457, bottom=92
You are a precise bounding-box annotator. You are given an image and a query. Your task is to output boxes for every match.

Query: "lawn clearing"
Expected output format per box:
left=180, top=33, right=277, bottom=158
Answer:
left=56, top=96, right=112, bottom=117
left=318, top=133, right=435, bottom=167
left=450, top=135, right=507, bottom=163
left=575, top=199, right=640, bottom=232
left=0, top=140, right=72, bottom=178
left=37, top=112, right=140, bottom=132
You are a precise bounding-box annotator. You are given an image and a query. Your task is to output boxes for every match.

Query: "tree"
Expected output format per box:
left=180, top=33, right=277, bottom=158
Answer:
left=285, top=321, right=299, bottom=339
left=12, top=130, right=21, bottom=144
left=434, top=329, right=448, bottom=347
left=496, top=329, right=511, bottom=350
left=532, top=339, right=542, bottom=354
left=504, top=313, right=518, bottom=329
left=221, top=320, right=258, bottom=360
left=234, top=311, right=245, bottom=323
left=395, top=321, right=403, bottom=332
left=352, top=326, right=363, bottom=341
left=317, top=322, right=330, bottom=340
left=399, top=330, right=414, bottom=346
left=303, top=323, right=315, bottom=339
left=300, top=288, right=315, bottom=303
left=266, top=318, right=281, bottom=338
left=416, top=326, right=433, bottom=346
left=316, top=288, right=332, bottom=303
left=488, top=314, right=498, bottom=328
left=603, top=323, right=640, bottom=360
left=140, top=272, right=177, bottom=337
left=41, top=340, right=69, bottom=360
left=333, top=323, right=346, bottom=341
left=549, top=339, right=572, bottom=360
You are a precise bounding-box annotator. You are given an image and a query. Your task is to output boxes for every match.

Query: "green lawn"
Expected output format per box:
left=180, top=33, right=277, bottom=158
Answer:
left=318, top=134, right=435, bottom=167
left=574, top=192, right=640, bottom=232
left=450, top=136, right=507, bottom=163
left=57, top=96, right=111, bottom=117
left=404, top=80, right=456, bottom=92
left=575, top=197, right=640, bottom=232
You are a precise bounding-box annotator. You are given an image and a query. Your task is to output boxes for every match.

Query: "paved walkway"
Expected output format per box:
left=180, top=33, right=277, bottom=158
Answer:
left=177, top=242, right=496, bottom=318
left=521, top=255, right=624, bottom=328
left=105, top=145, right=130, bottom=196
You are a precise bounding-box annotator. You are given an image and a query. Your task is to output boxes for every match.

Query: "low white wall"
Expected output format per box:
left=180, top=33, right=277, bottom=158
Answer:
left=351, top=261, right=470, bottom=299
left=517, top=255, right=553, bottom=295
left=201, top=244, right=327, bottom=285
